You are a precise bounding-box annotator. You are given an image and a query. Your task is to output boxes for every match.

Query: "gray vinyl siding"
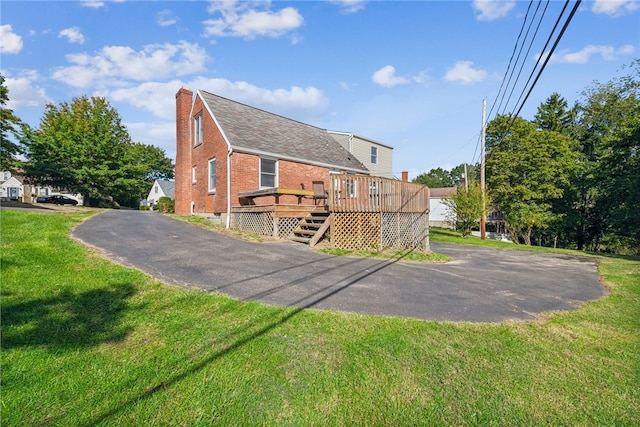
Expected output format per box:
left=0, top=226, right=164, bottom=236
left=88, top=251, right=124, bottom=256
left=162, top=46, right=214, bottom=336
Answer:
left=328, top=132, right=393, bottom=179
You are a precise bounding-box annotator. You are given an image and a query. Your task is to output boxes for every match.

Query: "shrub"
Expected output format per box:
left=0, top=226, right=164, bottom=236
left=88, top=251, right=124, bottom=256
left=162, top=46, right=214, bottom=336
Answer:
left=157, top=197, right=174, bottom=213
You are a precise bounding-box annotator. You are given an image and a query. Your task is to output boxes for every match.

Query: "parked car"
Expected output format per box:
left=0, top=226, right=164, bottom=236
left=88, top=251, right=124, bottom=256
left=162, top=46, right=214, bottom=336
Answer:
left=37, top=195, right=79, bottom=205
left=36, top=195, right=54, bottom=203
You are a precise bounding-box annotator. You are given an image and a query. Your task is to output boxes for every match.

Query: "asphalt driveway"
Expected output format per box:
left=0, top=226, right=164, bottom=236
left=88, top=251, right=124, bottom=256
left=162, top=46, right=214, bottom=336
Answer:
left=72, top=210, right=605, bottom=323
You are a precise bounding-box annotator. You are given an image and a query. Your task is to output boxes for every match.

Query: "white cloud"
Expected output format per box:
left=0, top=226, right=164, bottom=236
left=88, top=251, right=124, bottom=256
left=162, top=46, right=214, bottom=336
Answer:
left=203, top=1, right=304, bottom=39
left=372, top=65, right=410, bottom=88
left=158, top=9, right=178, bottom=27
left=542, top=44, right=636, bottom=64
left=191, top=77, right=329, bottom=119
left=51, top=41, right=208, bottom=88
left=329, top=0, right=366, bottom=14
left=592, top=0, right=640, bottom=16
left=472, top=0, right=516, bottom=21
left=108, top=80, right=185, bottom=120
left=58, top=27, right=85, bottom=45
left=3, top=71, right=51, bottom=109
left=0, top=25, right=24, bottom=54
left=444, top=61, right=488, bottom=83
left=107, top=78, right=329, bottom=122
left=126, top=121, right=177, bottom=159
left=81, top=0, right=105, bottom=8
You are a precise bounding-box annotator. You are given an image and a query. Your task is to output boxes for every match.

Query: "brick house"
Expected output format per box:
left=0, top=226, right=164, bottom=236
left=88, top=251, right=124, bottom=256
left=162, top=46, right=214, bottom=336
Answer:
left=175, top=87, right=370, bottom=224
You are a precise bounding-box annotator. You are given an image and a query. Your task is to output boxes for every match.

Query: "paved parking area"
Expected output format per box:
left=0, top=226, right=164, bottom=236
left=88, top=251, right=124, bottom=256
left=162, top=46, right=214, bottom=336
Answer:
left=72, top=210, right=605, bottom=322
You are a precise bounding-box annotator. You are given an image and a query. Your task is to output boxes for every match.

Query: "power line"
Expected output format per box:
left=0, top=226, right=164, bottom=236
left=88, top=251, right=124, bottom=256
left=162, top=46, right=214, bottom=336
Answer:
left=510, top=0, right=582, bottom=122
left=487, top=0, right=537, bottom=121
left=499, top=0, right=550, bottom=116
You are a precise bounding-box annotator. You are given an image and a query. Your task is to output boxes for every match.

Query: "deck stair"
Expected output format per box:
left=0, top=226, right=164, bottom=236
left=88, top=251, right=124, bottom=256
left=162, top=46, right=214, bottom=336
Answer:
left=291, top=212, right=332, bottom=247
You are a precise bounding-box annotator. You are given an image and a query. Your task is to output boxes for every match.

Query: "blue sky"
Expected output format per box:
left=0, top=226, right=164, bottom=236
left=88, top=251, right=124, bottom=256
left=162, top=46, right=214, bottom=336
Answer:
left=2, top=0, right=638, bottom=179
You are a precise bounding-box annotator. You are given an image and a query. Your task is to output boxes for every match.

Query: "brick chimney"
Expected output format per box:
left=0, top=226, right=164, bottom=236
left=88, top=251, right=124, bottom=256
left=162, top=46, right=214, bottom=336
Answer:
left=401, top=171, right=409, bottom=182
left=175, top=87, right=193, bottom=215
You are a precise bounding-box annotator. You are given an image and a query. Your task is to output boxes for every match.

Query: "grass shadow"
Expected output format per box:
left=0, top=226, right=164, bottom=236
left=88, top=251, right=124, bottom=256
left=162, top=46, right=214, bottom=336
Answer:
left=1, top=283, right=137, bottom=350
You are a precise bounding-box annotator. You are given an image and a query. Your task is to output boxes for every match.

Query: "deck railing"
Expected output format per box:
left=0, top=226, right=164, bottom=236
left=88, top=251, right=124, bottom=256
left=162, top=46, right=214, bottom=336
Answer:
left=329, top=175, right=430, bottom=214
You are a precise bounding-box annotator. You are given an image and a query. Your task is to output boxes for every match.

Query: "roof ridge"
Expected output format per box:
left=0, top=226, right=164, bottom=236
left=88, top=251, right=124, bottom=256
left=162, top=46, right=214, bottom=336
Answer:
left=198, top=89, right=331, bottom=132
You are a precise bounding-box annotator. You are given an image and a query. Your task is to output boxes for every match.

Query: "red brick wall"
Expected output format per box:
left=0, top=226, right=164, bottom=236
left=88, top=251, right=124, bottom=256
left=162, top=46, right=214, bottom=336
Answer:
left=175, top=87, right=193, bottom=215
left=229, top=155, right=329, bottom=206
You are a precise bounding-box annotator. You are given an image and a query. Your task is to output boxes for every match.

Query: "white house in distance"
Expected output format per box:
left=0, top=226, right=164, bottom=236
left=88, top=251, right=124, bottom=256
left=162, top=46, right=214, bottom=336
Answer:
left=146, top=179, right=175, bottom=208
left=1, top=171, right=24, bottom=201
left=327, top=131, right=394, bottom=179
left=429, top=187, right=457, bottom=227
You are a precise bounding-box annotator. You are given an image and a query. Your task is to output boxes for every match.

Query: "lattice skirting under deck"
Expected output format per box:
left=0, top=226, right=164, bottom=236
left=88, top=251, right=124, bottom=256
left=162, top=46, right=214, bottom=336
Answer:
left=230, top=212, right=302, bottom=239
left=381, top=212, right=429, bottom=251
left=231, top=211, right=429, bottom=251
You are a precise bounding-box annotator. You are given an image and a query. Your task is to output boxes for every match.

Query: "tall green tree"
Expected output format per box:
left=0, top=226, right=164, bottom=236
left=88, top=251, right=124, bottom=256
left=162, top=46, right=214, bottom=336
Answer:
left=533, top=92, right=576, bottom=134
left=575, top=59, right=640, bottom=252
left=486, top=115, right=577, bottom=245
left=24, top=96, right=173, bottom=207
left=450, top=163, right=479, bottom=188
left=0, top=75, right=24, bottom=172
left=413, top=167, right=453, bottom=188
left=115, top=142, right=174, bottom=207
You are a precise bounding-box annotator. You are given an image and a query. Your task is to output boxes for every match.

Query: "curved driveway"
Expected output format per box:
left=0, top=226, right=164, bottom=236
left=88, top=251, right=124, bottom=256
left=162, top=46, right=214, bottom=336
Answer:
left=72, top=210, right=604, bottom=323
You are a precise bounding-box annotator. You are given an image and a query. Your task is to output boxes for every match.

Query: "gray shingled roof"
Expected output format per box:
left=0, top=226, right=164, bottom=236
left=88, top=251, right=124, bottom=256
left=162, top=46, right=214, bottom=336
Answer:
left=199, top=90, right=369, bottom=173
left=157, top=180, right=175, bottom=198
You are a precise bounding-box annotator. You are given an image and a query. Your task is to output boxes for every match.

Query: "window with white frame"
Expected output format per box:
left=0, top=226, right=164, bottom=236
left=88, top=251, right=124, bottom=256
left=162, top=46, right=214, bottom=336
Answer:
left=194, top=113, right=203, bottom=146
left=370, top=146, right=378, bottom=164
left=192, top=166, right=197, bottom=183
left=208, top=158, right=216, bottom=192
left=260, top=158, right=277, bottom=188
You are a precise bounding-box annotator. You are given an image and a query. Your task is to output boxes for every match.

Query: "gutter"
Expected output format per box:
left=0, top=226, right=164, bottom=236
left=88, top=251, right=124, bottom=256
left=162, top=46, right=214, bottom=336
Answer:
left=226, top=147, right=232, bottom=229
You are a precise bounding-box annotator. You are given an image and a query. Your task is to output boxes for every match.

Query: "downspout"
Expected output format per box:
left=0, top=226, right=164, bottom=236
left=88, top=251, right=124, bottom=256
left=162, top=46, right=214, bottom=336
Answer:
left=226, top=147, right=232, bottom=229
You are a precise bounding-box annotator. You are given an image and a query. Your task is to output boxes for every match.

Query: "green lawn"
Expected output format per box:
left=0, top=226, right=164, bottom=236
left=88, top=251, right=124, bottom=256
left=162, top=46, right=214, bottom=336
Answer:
left=2, top=210, right=638, bottom=426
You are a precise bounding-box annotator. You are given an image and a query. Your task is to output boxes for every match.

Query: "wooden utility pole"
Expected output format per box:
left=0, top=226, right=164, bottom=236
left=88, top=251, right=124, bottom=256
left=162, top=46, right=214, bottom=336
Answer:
left=464, top=163, right=469, bottom=192
left=480, top=99, right=486, bottom=240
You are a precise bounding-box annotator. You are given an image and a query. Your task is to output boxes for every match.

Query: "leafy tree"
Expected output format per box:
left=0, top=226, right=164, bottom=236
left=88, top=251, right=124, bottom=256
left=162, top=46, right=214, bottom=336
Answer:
left=575, top=59, right=640, bottom=252
left=442, top=182, right=485, bottom=237
left=533, top=92, right=576, bottom=134
left=0, top=75, right=24, bottom=172
left=114, top=142, right=174, bottom=207
left=24, top=96, right=173, bottom=207
left=486, top=115, right=577, bottom=245
left=450, top=163, right=479, bottom=188
left=413, top=167, right=453, bottom=188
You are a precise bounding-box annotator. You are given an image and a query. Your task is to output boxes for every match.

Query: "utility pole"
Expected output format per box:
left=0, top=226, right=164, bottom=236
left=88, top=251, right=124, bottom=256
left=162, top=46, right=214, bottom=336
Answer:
left=464, top=163, right=469, bottom=192
left=480, top=99, right=486, bottom=240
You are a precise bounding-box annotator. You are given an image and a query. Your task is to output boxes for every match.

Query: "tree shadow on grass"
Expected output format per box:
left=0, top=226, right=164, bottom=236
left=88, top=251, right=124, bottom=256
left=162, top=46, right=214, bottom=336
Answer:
left=84, top=249, right=416, bottom=426
left=1, top=283, right=137, bottom=350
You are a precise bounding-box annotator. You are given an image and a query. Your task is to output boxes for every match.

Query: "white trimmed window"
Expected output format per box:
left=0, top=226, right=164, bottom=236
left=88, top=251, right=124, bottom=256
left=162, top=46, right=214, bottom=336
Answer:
left=370, top=146, right=378, bottom=164
left=208, top=158, right=216, bottom=192
left=260, top=158, right=277, bottom=188
left=192, top=166, right=197, bottom=183
left=194, top=113, right=203, bottom=146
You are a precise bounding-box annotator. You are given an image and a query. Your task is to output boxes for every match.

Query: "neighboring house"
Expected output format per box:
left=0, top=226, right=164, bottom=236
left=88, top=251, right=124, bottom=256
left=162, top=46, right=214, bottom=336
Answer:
left=1, top=170, right=83, bottom=204
left=327, top=131, right=394, bottom=179
left=429, top=187, right=457, bottom=227
left=175, top=87, right=369, bottom=220
left=1, top=171, right=24, bottom=201
left=147, top=179, right=175, bottom=208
